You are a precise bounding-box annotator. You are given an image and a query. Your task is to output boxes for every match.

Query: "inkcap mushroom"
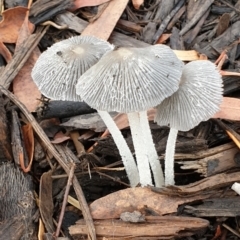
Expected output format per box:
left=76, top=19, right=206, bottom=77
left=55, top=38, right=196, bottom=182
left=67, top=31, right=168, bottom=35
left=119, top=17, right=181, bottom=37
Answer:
left=32, top=35, right=140, bottom=187
left=32, top=35, right=114, bottom=101
left=76, top=44, right=184, bottom=187
left=155, top=60, right=223, bottom=185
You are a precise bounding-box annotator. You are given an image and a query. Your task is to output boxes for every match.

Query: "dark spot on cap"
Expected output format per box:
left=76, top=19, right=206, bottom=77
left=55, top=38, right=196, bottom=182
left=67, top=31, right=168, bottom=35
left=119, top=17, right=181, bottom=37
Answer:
left=56, top=51, right=62, bottom=56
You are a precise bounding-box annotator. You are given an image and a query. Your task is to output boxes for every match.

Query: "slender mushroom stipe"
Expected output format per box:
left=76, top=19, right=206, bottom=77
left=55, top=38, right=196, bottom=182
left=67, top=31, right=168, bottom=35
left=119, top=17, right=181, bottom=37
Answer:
left=155, top=60, right=223, bottom=185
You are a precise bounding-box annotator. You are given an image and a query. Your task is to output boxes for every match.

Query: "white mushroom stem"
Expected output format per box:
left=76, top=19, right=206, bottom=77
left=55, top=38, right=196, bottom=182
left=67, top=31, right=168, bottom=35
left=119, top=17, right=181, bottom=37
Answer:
left=127, top=112, right=153, bottom=186
left=139, top=111, right=164, bottom=187
left=97, top=110, right=140, bottom=187
left=164, top=127, right=178, bottom=186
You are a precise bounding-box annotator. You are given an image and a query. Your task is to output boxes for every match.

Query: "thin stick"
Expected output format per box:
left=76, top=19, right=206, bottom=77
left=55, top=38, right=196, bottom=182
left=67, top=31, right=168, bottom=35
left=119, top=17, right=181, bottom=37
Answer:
left=54, top=163, right=75, bottom=238
left=96, top=171, right=130, bottom=187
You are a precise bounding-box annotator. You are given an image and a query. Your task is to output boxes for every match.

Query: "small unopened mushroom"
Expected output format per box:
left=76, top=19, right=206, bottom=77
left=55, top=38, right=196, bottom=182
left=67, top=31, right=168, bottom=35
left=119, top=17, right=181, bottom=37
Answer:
left=231, top=182, right=240, bottom=195
left=31, top=35, right=140, bottom=187
left=155, top=60, right=223, bottom=185
left=32, top=35, right=114, bottom=101
left=76, top=44, right=184, bottom=187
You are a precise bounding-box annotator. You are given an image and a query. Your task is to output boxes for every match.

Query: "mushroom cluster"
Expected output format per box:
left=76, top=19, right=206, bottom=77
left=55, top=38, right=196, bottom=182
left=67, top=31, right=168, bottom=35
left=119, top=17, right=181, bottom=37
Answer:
left=76, top=45, right=183, bottom=187
left=32, top=35, right=223, bottom=188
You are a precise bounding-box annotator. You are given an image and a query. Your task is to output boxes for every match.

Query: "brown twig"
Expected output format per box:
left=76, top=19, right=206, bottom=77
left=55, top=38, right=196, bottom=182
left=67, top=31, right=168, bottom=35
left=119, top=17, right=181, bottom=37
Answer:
left=96, top=171, right=130, bottom=187
left=54, top=162, right=76, bottom=238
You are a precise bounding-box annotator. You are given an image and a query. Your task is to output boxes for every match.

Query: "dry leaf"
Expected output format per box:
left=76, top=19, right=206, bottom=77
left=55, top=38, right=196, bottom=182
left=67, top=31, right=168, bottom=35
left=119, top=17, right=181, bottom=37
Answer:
left=70, top=0, right=111, bottom=11
left=21, top=123, right=34, bottom=172
left=89, top=187, right=210, bottom=219
left=39, top=170, right=55, bottom=233
left=0, top=7, right=32, bottom=43
left=13, top=11, right=41, bottom=112
left=132, top=0, right=144, bottom=9
left=81, top=0, right=129, bottom=40
left=51, top=131, right=70, bottom=144
left=213, top=97, right=240, bottom=120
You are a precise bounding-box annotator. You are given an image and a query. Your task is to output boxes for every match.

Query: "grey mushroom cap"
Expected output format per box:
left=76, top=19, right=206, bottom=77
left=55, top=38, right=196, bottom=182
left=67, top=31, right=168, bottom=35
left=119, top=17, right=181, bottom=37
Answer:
left=31, top=35, right=114, bottom=101
left=155, top=60, right=223, bottom=131
left=76, top=44, right=184, bottom=113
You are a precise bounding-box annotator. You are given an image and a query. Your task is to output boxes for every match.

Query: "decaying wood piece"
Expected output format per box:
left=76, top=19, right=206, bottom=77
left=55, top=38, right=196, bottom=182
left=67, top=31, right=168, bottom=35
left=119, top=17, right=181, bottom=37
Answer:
left=56, top=10, right=208, bottom=59
left=223, top=73, right=240, bottom=95
left=69, top=216, right=209, bottom=239
left=153, top=0, right=185, bottom=44
left=154, top=171, right=240, bottom=197
left=180, top=0, right=214, bottom=36
left=157, top=138, right=207, bottom=156
left=167, top=5, right=186, bottom=32
left=37, top=100, right=95, bottom=119
left=173, top=143, right=236, bottom=161
left=29, top=0, right=73, bottom=24
left=179, top=143, right=240, bottom=177
left=55, top=11, right=149, bottom=48
left=201, top=20, right=240, bottom=58
left=184, top=197, right=240, bottom=217
left=5, top=0, right=28, bottom=8
left=55, top=11, right=208, bottom=61
left=61, top=112, right=117, bottom=132
left=183, top=8, right=210, bottom=46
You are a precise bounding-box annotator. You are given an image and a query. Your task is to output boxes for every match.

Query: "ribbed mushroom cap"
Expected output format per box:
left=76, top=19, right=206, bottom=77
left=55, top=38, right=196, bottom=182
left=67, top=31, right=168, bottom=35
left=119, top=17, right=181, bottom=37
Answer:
left=76, top=44, right=184, bottom=113
left=155, top=60, right=223, bottom=131
left=31, top=35, right=114, bottom=101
